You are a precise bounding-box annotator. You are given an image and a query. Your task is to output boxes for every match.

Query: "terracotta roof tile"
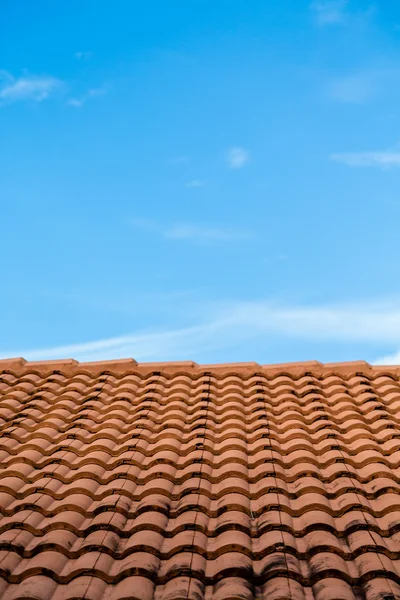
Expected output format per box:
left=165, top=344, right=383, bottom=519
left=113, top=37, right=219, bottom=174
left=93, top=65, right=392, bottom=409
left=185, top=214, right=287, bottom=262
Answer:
left=1, top=358, right=400, bottom=598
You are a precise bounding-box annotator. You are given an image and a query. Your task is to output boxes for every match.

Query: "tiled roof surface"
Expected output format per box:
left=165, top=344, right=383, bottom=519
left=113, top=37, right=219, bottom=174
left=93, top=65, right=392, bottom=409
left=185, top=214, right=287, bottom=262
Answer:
left=1, top=357, right=400, bottom=599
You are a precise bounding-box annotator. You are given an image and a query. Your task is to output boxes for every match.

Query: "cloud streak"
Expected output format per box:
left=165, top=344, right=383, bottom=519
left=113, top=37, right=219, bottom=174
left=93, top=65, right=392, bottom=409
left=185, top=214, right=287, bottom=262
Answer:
left=0, top=72, right=62, bottom=103
left=4, top=298, right=400, bottom=363
left=374, top=350, right=400, bottom=365
left=75, top=51, right=94, bottom=60
left=67, top=87, right=107, bottom=108
left=226, top=147, right=250, bottom=169
left=325, top=67, right=400, bottom=105
left=165, top=224, right=248, bottom=241
left=326, top=72, right=376, bottom=104
left=330, top=152, right=400, bottom=168
left=132, top=218, right=250, bottom=243
left=185, top=179, right=205, bottom=188
left=310, top=0, right=348, bottom=26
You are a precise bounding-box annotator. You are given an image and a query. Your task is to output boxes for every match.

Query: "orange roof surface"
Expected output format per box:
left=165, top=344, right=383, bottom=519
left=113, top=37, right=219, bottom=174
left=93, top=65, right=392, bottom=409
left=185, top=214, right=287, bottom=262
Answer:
left=1, top=357, right=400, bottom=600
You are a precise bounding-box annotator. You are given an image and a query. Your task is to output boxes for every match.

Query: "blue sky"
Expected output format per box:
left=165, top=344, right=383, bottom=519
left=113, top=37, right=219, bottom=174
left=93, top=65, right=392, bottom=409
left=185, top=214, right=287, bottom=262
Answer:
left=2, top=0, right=400, bottom=365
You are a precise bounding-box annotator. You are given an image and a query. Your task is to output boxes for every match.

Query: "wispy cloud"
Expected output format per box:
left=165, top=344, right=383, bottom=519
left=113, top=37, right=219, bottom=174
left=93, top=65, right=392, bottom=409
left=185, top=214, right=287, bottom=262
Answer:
left=226, top=146, right=250, bottom=169
left=0, top=71, right=62, bottom=104
left=327, top=71, right=376, bottom=103
left=75, top=51, right=94, bottom=60
left=132, top=218, right=249, bottom=243
left=5, top=297, right=400, bottom=363
left=185, top=179, right=205, bottom=188
left=374, top=350, right=400, bottom=365
left=1, top=324, right=223, bottom=363
left=330, top=152, right=400, bottom=168
left=67, top=87, right=107, bottom=108
left=164, top=224, right=248, bottom=241
left=310, top=0, right=348, bottom=26
left=325, top=67, right=400, bottom=104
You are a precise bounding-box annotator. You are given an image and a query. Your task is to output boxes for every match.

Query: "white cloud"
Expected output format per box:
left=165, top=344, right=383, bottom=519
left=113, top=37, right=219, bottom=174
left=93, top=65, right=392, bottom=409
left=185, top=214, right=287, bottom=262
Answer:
left=1, top=323, right=229, bottom=364
left=327, top=72, right=376, bottom=103
left=330, top=152, right=400, bottom=168
left=5, top=297, right=400, bottom=363
left=164, top=224, right=248, bottom=241
left=67, top=87, right=107, bottom=108
left=224, top=300, right=400, bottom=342
left=325, top=67, right=400, bottom=104
left=75, top=51, right=94, bottom=60
left=226, top=146, right=250, bottom=169
left=310, top=0, right=348, bottom=25
left=0, top=72, right=62, bottom=103
left=132, top=218, right=249, bottom=243
left=373, top=350, right=400, bottom=365
left=67, top=98, right=84, bottom=108
left=185, top=180, right=205, bottom=188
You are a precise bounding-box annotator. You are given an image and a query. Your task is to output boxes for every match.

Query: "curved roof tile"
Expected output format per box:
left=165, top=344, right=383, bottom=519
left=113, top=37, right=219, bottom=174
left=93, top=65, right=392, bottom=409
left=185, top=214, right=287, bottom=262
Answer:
left=0, top=358, right=400, bottom=598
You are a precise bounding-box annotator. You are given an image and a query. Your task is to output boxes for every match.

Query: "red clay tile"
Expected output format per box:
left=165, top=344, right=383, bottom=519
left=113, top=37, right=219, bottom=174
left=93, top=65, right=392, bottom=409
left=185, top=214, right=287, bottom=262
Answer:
left=1, top=358, right=400, bottom=598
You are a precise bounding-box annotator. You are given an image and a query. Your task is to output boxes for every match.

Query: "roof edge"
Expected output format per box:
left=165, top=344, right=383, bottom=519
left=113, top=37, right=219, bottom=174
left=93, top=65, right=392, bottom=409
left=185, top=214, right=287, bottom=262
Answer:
left=0, top=357, right=398, bottom=377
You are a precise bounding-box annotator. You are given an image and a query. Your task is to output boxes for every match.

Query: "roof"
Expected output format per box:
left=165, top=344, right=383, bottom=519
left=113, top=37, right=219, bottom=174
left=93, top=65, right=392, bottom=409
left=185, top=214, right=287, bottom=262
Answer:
left=0, top=357, right=400, bottom=600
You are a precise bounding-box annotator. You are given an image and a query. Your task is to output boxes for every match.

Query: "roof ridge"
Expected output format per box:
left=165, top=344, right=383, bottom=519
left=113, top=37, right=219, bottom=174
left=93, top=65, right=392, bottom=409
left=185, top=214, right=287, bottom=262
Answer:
left=0, top=356, right=397, bottom=376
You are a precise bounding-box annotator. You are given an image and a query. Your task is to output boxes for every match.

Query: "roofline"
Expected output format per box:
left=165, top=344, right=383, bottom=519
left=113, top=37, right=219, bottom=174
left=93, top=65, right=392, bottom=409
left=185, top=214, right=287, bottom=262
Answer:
left=0, top=357, right=397, bottom=377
